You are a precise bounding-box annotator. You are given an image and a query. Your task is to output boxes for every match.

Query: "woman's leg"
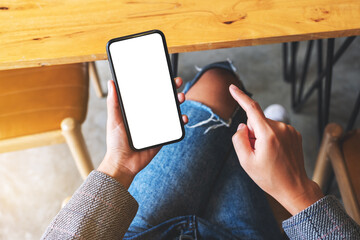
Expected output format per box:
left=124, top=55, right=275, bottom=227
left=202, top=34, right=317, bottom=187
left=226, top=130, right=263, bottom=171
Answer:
left=201, top=149, right=282, bottom=239
left=188, top=69, right=281, bottom=238
left=185, top=67, right=242, bottom=120
left=126, top=62, right=280, bottom=239
left=127, top=65, right=244, bottom=234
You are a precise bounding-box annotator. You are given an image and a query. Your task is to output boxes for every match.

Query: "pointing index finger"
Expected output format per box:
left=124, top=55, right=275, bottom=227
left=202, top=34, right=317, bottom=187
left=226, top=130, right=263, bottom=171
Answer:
left=229, top=84, right=268, bottom=135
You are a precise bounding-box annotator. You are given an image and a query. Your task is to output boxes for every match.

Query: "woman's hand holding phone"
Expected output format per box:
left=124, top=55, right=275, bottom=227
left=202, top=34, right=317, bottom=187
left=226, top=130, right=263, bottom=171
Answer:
left=98, top=78, right=188, bottom=189
left=229, top=85, right=324, bottom=215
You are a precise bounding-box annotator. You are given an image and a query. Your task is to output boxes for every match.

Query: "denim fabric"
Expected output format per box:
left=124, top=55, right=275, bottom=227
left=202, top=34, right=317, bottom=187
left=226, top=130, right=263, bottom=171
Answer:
left=124, top=61, right=281, bottom=239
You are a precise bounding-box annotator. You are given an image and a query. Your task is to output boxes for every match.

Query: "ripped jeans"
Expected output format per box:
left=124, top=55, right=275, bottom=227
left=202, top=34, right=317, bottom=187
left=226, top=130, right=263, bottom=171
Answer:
left=124, top=61, right=281, bottom=240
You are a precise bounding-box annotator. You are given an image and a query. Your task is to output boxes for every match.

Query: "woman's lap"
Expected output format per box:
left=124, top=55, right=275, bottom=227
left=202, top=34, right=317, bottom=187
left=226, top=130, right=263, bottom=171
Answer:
left=203, top=149, right=281, bottom=239
left=126, top=100, right=281, bottom=239
left=127, top=100, right=240, bottom=229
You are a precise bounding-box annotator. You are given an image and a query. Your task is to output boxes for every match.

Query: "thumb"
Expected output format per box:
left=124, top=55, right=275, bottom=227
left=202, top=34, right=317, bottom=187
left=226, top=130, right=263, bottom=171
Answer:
left=107, top=80, right=123, bottom=126
left=232, top=123, right=253, bottom=166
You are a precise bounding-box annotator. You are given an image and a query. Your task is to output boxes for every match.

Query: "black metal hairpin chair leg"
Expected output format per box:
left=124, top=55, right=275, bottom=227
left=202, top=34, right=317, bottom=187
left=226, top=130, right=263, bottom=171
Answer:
left=317, top=39, right=323, bottom=138
left=346, top=91, right=360, bottom=131
left=297, top=40, right=314, bottom=104
left=283, top=43, right=289, bottom=82
left=295, top=37, right=356, bottom=113
left=282, top=37, right=357, bottom=139
left=322, top=39, right=335, bottom=134
left=290, top=42, right=299, bottom=109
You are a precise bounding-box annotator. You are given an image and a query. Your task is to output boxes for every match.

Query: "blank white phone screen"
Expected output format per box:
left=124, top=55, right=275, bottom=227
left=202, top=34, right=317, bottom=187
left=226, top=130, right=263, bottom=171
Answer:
left=109, top=32, right=183, bottom=150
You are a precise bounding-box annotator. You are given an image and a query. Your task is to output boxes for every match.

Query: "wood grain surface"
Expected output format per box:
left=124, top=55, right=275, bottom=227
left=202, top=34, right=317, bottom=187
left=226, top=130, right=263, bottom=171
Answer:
left=0, top=0, right=359, bottom=70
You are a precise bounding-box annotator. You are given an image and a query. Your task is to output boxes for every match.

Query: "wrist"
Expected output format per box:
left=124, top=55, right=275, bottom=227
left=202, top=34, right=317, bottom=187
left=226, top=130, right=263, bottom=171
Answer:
left=280, top=180, right=324, bottom=215
left=97, top=155, right=135, bottom=189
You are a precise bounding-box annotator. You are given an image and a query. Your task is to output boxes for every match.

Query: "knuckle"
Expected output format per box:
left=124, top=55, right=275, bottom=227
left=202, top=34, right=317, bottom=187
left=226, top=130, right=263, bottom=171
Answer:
left=288, top=125, right=298, bottom=134
left=287, top=124, right=294, bottom=131
left=278, top=122, right=287, bottom=130
left=273, top=121, right=287, bottom=134
left=249, top=101, right=260, bottom=111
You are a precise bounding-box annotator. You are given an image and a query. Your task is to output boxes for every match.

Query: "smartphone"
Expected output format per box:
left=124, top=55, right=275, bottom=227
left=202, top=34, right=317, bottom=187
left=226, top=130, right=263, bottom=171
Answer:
left=106, top=30, right=185, bottom=151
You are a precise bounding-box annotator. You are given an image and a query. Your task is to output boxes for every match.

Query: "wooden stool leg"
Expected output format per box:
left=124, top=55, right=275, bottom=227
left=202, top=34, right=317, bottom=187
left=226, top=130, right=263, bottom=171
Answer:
left=61, top=118, right=94, bottom=180
left=89, top=62, right=105, bottom=98
left=313, top=123, right=343, bottom=192
left=328, top=141, right=360, bottom=223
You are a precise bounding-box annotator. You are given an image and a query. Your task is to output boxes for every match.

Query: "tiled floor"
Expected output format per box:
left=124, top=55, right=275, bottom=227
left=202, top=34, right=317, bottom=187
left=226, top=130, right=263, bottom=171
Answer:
left=0, top=38, right=359, bottom=239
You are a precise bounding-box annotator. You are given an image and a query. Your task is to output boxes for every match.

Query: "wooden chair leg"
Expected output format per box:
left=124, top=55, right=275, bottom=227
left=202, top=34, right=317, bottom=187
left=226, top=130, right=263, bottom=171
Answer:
left=61, top=118, right=94, bottom=180
left=328, top=141, right=360, bottom=224
left=313, top=123, right=343, bottom=192
left=89, top=61, right=105, bottom=98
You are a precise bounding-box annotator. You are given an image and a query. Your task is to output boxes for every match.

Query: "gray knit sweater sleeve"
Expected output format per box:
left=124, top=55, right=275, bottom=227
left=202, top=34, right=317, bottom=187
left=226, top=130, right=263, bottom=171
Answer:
left=41, top=170, right=138, bottom=240
left=283, top=195, right=360, bottom=239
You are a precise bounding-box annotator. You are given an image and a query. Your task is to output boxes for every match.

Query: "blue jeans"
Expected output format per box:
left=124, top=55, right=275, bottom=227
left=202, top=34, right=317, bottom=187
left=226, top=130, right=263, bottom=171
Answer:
left=124, top=61, right=281, bottom=239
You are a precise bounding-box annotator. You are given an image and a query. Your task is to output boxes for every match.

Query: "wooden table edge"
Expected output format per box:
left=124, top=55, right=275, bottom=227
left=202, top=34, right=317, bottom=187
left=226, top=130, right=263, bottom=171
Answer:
left=1, top=29, right=359, bottom=71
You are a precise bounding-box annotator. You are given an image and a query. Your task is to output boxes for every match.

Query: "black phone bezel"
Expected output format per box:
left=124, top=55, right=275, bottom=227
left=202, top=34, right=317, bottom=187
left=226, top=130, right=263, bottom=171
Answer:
left=106, top=29, right=185, bottom=151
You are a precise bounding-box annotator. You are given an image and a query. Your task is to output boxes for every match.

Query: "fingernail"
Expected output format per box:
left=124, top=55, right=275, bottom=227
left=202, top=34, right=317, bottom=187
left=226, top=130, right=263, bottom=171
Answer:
left=230, top=84, right=238, bottom=91
left=238, top=123, right=245, bottom=130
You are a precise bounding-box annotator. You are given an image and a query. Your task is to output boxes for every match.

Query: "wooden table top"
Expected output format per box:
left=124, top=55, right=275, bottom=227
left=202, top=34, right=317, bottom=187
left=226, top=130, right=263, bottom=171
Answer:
left=1, top=0, right=359, bottom=70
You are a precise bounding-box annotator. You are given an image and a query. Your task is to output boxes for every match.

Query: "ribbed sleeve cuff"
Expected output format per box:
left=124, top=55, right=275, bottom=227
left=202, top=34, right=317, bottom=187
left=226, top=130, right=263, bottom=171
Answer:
left=282, top=195, right=360, bottom=239
left=42, top=170, right=138, bottom=240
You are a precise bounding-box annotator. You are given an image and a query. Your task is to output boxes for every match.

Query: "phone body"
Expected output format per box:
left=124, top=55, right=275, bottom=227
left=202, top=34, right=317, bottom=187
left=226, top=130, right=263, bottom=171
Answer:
left=106, top=30, right=185, bottom=151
